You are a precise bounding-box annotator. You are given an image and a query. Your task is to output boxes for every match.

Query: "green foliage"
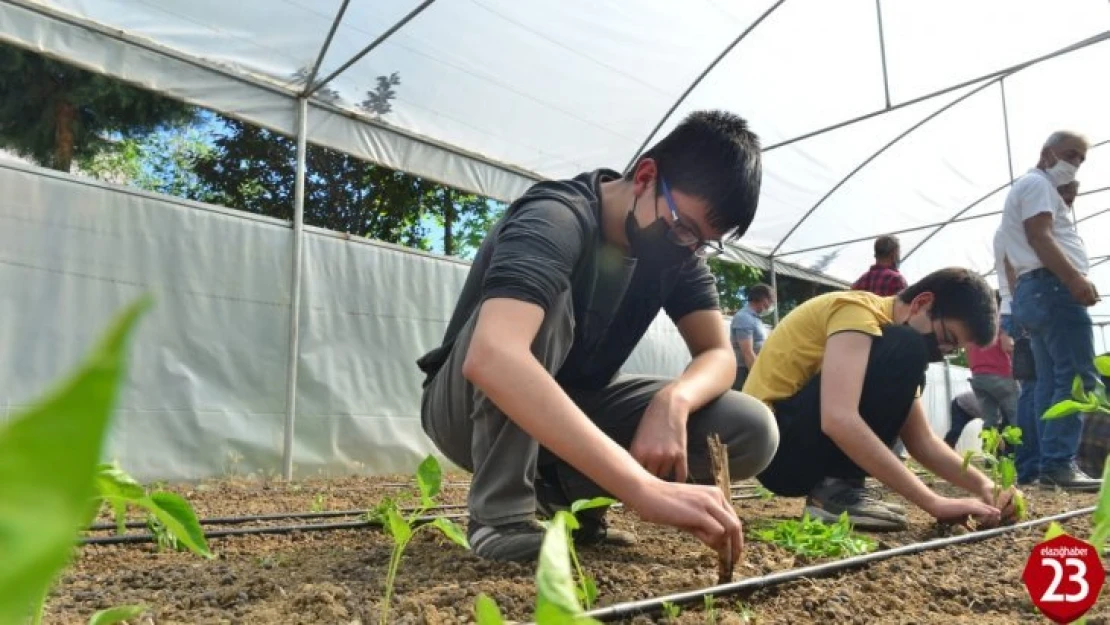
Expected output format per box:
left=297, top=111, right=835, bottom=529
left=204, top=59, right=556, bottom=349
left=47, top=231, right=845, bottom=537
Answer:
left=0, top=297, right=149, bottom=624
left=1090, top=457, right=1110, bottom=554
left=86, top=605, right=146, bottom=625
left=707, top=258, right=764, bottom=312
left=1043, top=374, right=1110, bottom=420
left=370, top=455, right=469, bottom=625
left=661, top=601, right=681, bottom=622
left=78, top=126, right=215, bottom=199
left=704, top=595, right=718, bottom=624
left=751, top=511, right=877, bottom=558
left=754, top=484, right=775, bottom=500
left=474, top=594, right=505, bottom=624
left=95, top=463, right=211, bottom=557
left=190, top=118, right=503, bottom=258
left=1095, top=355, right=1110, bottom=378
left=964, top=425, right=1026, bottom=520
left=0, top=43, right=196, bottom=171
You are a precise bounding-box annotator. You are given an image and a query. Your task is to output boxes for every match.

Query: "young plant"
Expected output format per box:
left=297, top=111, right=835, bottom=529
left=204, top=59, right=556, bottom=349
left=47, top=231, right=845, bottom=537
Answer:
left=703, top=594, right=718, bottom=624
left=750, top=511, right=877, bottom=558
left=754, top=484, right=775, bottom=500
left=0, top=298, right=150, bottom=624
left=95, top=461, right=211, bottom=557
left=474, top=506, right=608, bottom=625
left=370, top=454, right=469, bottom=625
left=962, top=425, right=1026, bottom=520
left=1043, top=370, right=1110, bottom=420
left=660, top=601, right=681, bottom=622
left=558, top=497, right=616, bottom=609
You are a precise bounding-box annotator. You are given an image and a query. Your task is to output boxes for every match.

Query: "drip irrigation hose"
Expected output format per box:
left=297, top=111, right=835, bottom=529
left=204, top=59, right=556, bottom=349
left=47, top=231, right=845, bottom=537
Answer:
left=80, top=512, right=470, bottom=545
left=575, top=506, right=1096, bottom=623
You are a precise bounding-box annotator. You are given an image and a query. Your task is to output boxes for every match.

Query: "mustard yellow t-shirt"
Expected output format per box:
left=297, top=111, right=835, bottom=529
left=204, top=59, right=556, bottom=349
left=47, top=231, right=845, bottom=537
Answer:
left=743, top=291, right=896, bottom=405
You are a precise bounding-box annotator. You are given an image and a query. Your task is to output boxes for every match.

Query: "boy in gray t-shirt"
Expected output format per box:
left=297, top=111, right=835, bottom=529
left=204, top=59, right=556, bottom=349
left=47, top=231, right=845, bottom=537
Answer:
left=731, top=283, right=774, bottom=390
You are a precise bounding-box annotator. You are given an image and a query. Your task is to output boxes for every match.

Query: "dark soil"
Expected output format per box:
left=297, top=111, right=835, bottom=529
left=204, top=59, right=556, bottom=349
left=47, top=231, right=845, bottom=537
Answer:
left=44, top=472, right=1107, bottom=624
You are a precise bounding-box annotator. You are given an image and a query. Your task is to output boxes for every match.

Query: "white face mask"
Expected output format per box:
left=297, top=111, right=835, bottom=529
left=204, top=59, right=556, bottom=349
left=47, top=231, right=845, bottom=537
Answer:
left=759, top=303, right=777, bottom=319
left=1046, top=157, right=1078, bottom=187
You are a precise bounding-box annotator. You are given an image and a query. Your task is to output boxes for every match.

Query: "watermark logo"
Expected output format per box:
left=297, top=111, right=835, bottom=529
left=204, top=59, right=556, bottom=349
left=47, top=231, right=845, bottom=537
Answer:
left=1022, top=534, right=1105, bottom=624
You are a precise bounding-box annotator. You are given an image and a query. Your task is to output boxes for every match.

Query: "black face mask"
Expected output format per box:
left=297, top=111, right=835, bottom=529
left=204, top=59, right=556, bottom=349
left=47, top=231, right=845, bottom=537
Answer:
left=625, top=211, right=693, bottom=273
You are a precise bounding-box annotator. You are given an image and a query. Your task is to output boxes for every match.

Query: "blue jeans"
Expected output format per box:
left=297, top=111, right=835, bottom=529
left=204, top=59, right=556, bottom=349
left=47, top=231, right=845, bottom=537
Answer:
left=1012, top=270, right=1098, bottom=473
left=1015, top=377, right=1040, bottom=481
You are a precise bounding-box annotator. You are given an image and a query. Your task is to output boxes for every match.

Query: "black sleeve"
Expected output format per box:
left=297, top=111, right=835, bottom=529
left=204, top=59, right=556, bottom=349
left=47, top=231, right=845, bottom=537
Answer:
left=664, top=259, right=721, bottom=322
left=481, top=198, right=587, bottom=312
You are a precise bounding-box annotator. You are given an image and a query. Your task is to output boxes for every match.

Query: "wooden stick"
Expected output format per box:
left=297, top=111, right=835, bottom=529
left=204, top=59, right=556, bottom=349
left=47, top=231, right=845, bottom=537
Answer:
left=708, top=433, right=734, bottom=583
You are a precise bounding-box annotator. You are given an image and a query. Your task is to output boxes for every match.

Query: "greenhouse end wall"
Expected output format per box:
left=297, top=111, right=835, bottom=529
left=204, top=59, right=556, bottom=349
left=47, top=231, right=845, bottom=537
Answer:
left=0, top=161, right=968, bottom=482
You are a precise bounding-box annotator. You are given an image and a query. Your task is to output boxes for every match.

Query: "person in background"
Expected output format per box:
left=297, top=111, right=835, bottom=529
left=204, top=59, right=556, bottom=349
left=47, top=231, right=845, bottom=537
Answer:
left=965, top=296, right=1019, bottom=431
left=852, top=234, right=909, bottom=296
left=731, top=283, right=775, bottom=391
left=748, top=267, right=1017, bottom=531
left=944, top=390, right=983, bottom=449
left=1000, top=131, right=1103, bottom=491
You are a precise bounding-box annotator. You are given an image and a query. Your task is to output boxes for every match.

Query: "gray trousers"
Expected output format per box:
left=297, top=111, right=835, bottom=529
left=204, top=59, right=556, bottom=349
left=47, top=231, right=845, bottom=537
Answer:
left=420, top=291, right=780, bottom=526
left=970, top=373, right=1019, bottom=429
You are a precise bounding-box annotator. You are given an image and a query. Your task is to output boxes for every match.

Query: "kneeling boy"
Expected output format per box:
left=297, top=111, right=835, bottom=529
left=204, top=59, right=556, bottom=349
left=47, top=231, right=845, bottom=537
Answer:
left=747, top=268, right=1020, bottom=530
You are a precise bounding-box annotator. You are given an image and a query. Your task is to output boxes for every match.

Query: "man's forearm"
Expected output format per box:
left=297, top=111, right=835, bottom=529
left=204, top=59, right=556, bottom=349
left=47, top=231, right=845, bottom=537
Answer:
left=669, top=347, right=736, bottom=413
left=908, top=431, right=992, bottom=496
left=465, top=344, right=654, bottom=502
left=1029, top=233, right=1084, bottom=284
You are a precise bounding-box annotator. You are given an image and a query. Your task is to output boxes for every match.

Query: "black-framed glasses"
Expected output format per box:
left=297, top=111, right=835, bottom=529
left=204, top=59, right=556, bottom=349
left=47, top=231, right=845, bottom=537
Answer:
left=659, top=178, right=725, bottom=258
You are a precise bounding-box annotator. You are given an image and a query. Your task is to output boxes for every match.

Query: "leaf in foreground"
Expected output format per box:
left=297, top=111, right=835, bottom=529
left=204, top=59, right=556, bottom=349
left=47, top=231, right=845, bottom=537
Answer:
left=474, top=594, right=505, bottom=625
left=0, top=297, right=150, bottom=625
left=87, top=604, right=147, bottom=625
left=142, top=491, right=212, bottom=558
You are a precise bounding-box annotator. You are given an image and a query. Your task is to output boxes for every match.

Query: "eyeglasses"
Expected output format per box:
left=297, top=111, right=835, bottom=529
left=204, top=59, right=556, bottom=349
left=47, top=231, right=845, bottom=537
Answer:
left=935, top=318, right=958, bottom=352
left=659, top=178, right=725, bottom=258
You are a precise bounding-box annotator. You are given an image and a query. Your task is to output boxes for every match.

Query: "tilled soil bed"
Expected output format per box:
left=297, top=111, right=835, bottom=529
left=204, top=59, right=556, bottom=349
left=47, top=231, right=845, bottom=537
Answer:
left=45, top=472, right=1106, bottom=624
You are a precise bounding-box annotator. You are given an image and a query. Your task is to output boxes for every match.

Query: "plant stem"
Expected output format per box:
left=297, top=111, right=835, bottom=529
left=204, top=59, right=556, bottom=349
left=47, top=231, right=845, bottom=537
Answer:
left=380, top=538, right=407, bottom=625
left=567, top=534, right=589, bottom=608
left=31, top=587, right=47, bottom=625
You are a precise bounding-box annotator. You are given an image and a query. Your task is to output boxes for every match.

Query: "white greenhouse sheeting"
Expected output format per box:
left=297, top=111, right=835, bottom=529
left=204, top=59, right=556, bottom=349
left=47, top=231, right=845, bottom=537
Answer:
left=1, top=0, right=1109, bottom=294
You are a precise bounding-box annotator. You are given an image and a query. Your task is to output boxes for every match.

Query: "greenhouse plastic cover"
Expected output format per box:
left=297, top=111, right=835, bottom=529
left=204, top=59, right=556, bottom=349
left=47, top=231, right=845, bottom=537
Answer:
left=1, top=0, right=1108, bottom=305
left=0, top=160, right=980, bottom=480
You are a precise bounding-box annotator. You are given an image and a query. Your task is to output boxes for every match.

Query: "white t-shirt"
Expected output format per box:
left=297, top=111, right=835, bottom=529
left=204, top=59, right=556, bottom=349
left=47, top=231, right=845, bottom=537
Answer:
left=995, top=168, right=1088, bottom=279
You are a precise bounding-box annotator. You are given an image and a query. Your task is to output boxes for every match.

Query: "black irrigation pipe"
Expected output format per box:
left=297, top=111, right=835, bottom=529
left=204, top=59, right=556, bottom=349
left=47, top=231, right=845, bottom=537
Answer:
left=576, top=506, right=1097, bottom=622
left=86, top=503, right=471, bottom=532
left=80, top=512, right=470, bottom=546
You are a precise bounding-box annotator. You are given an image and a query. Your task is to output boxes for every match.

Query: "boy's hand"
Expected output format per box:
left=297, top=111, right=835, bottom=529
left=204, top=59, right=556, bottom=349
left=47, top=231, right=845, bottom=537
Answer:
left=631, top=386, right=690, bottom=483
left=627, top=478, right=742, bottom=564
left=986, top=486, right=1021, bottom=522
left=926, top=495, right=1001, bottom=527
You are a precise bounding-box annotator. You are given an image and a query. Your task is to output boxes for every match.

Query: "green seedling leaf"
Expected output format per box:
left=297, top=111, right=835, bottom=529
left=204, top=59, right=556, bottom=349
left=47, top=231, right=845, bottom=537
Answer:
left=474, top=593, right=505, bottom=625
left=569, top=496, right=617, bottom=515
left=1001, top=425, right=1023, bottom=447
left=1013, top=491, right=1027, bottom=521
left=1095, top=355, right=1110, bottom=378
left=536, top=512, right=584, bottom=619
left=0, top=297, right=150, bottom=625
left=1090, top=457, right=1110, bottom=553
left=1044, top=521, right=1068, bottom=541
left=1073, top=375, right=1086, bottom=402
left=88, top=604, right=147, bottom=625
left=95, top=463, right=146, bottom=500
left=385, top=506, right=412, bottom=544
left=141, top=491, right=212, bottom=558
left=416, top=454, right=442, bottom=506
left=578, top=574, right=599, bottom=608
left=431, top=517, right=469, bottom=549
left=1043, top=400, right=1089, bottom=420
left=998, top=458, right=1017, bottom=490
left=962, top=450, right=975, bottom=471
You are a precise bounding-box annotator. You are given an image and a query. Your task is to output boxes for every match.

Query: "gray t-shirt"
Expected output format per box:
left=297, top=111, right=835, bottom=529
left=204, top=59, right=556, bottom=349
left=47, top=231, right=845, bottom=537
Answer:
left=730, top=305, right=766, bottom=369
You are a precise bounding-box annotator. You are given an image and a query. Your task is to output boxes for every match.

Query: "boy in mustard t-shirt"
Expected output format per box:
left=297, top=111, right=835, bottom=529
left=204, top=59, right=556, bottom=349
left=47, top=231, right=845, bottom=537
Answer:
left=746, top=268, right=1022, bottom=531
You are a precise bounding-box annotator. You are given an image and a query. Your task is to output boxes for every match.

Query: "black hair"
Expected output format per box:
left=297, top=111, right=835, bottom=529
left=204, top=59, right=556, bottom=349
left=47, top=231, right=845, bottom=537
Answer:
left=875, top=235, right=899, bottom=258
left=632, top=110, right=762, bottom=239
left=747, top=283, right=773, bottom=303
left=897, top=267, right=997, bottom=346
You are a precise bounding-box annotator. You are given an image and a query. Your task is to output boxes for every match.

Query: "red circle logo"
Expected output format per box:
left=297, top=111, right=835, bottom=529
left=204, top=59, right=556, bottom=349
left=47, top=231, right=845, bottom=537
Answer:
left=1022, top=534, right=1105, bottom=624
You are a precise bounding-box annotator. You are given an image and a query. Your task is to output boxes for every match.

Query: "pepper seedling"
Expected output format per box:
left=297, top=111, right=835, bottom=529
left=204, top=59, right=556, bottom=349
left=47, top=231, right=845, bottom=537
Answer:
left=750, top=511, right=876, bottom=559
left=962, top=424, right=1026, bottom=521
left=1043, top=369, right=1110, bottom=421
left=369, top=454, right=469, bottom=625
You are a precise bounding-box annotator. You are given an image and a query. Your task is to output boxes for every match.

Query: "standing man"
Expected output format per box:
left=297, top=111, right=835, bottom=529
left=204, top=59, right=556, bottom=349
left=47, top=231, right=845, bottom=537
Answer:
left=731, top=283, right=775, bottom=390
left=999, top=131, right=1103, bottom=491
left=748, top=267, right=1017, bottom=531
left=853, top=235, right=909, bottom=296
left=417, top=110, right=780, bottom=563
